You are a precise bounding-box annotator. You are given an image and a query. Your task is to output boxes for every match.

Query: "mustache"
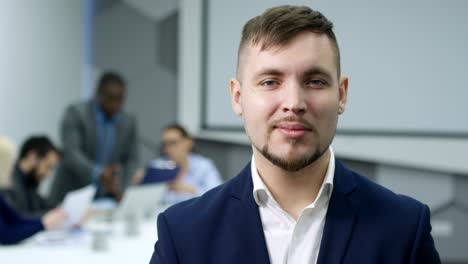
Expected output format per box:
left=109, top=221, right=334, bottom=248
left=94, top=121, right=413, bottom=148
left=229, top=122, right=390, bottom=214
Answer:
left=269, top=116, right=314, bottom=132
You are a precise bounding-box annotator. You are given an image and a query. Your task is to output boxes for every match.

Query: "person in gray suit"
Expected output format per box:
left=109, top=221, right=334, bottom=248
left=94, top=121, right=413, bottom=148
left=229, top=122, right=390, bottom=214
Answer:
left=50, top=71, right=139, bottom=204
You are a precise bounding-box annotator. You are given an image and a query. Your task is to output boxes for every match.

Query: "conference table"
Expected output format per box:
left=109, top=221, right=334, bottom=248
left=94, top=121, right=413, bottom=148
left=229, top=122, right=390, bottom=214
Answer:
left=0, top=214, right=158, bottom=263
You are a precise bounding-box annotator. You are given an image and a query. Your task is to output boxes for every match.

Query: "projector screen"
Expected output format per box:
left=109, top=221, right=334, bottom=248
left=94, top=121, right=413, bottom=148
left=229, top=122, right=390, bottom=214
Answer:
left=202, top=0, right=468, bottom=137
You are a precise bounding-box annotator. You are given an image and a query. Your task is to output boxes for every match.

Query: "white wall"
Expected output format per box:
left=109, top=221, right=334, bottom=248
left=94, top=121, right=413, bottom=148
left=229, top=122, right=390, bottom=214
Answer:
left=177, top=0, right=203, bottom=134
left=0, top=1, right=83, bottom=145
left=204, top=0, right=468, bottom=135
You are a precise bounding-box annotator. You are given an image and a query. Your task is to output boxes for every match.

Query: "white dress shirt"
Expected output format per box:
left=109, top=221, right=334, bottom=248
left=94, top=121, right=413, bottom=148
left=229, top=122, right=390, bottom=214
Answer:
left=251, top=148, right=335, bottom=264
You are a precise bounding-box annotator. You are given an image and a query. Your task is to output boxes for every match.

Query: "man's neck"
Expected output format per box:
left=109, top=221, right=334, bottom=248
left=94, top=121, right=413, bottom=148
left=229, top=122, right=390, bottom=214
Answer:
left=254, top=149, right=331, bottom=220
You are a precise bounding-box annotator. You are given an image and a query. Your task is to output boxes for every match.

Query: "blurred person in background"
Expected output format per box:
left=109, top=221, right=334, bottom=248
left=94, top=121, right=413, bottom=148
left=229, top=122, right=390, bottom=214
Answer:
left=7, top=136, right=59, bottom=217
left=134, top=124, right=222, bottom=205
left=50, top=71, right=139, bottom=204
left=0, top=136, right=67, bottom=245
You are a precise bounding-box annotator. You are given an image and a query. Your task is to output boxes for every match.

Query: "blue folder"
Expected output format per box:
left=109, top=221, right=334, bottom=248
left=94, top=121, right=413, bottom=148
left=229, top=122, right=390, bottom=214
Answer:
left=140, top=161, right=179, bottom=184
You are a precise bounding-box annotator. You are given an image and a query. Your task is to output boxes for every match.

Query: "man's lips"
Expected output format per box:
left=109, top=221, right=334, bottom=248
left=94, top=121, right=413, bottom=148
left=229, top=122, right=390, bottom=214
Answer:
left=274, top=123, right=312, bottom=138
left=275, top=123, right=311, bottom=130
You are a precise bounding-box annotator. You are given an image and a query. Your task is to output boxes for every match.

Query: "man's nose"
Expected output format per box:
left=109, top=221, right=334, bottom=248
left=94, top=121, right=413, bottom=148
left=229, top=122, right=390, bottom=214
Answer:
left=281, top=81, right=306, bottom=115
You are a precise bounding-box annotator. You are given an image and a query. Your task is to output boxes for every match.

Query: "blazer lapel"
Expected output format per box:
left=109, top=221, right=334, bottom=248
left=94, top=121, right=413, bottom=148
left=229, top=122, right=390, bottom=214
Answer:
left=113, top=115, right=125, bottom=162
left=230, top=163, right=271, bottom=264
left=317, top=161, right=359, bottom=264
left=86, top=101, right=98, bottom=160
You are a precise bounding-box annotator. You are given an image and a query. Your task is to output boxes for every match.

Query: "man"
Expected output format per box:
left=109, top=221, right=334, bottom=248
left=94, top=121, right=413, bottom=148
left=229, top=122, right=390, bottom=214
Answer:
left=7, top=136, right=59, bottom=217
left=150, top=5, right=440, bottom=264
left=50, top=71, right=139, bottom=204
left=0, top=136, right=68, bottom=245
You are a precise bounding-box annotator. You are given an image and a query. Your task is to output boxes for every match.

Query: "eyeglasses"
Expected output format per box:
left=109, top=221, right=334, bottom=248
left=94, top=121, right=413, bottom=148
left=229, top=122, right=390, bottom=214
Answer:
left=161, top=139, right=182, bottom=148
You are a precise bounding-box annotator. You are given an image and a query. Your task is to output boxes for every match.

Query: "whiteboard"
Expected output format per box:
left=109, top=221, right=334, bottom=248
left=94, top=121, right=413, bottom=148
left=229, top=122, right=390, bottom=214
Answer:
left=203, top=0, right=468, bottom=136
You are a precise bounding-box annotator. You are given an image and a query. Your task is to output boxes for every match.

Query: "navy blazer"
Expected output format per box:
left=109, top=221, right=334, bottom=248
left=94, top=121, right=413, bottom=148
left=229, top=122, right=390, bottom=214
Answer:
left=150, top=160, right=440, bottom=263
left=0, top=194, right=44, bottom=245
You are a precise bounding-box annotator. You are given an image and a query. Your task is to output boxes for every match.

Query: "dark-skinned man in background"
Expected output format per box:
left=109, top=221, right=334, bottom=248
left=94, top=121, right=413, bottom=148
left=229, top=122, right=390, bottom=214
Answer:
left=50, top=71, right=139, bottom=204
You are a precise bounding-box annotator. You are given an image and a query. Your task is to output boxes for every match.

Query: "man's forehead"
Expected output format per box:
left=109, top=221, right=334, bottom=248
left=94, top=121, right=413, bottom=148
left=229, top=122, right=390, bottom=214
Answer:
left=236, top=41, right=283, bottom=79
left=237, top=33, right=337, bottom=78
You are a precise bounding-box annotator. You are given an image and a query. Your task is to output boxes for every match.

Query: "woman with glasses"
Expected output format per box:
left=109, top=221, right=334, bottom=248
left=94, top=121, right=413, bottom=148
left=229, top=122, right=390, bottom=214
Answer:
left=135, top=124, right=222, bottom=206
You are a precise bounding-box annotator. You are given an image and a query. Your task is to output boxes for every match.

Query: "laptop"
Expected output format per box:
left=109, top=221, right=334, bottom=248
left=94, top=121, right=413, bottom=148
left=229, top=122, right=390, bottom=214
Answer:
left=115, top=183, right=167, bottom=219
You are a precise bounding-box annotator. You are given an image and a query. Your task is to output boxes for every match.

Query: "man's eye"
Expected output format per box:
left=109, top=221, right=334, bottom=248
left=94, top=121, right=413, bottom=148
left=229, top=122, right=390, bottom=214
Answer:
left=307, top=79, right=327, bottom=88
left=261, top=80, right=279, bottom=87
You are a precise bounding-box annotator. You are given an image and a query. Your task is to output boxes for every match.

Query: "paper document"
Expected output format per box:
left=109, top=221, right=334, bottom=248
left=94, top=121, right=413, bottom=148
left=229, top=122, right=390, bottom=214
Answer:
left=62, top=185, right=96, bottom=227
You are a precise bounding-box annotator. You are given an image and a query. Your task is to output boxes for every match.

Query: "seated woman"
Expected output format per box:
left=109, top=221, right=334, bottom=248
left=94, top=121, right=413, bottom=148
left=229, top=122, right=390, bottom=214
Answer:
left=0, top=136, right=67, bottom=245
left=135, top=124, right=222, bottom=205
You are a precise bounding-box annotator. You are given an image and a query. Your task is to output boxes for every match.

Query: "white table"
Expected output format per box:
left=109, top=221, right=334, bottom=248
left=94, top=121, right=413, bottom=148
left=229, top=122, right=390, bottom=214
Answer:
left=0, top=218, right=158, bottom=264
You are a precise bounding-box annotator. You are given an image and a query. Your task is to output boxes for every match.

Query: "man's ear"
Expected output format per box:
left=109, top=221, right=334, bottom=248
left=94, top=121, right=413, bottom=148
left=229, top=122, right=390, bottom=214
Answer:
left=230, top=79, right=243, bottom=116
left=338, top=76, right=348, bottom=114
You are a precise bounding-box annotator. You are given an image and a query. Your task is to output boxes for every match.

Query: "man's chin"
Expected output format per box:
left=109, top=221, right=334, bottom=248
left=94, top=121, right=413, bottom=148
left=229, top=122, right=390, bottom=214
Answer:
left=275, top=144, right=314, bottom=158
left=261, top=149, right=317, bottom=172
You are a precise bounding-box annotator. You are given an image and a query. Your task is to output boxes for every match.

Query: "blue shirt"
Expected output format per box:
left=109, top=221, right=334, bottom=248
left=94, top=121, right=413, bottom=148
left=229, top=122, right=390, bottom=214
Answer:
left=160, top=154, right=222, bottom=205
left=92, top=102, right=119, bottom=198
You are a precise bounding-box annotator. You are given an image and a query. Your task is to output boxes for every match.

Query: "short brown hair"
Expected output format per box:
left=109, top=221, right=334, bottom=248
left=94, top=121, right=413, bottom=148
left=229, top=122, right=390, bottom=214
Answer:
left=237, top=5, right=340, bottom=77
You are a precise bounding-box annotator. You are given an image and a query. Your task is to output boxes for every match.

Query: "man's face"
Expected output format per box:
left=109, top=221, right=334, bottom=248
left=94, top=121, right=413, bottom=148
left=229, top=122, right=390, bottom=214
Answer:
left=98, top=83, right=125, bottom=118
left=34, top=151, right=59, bottom=181
left=230, top=32, right=348, bottom=171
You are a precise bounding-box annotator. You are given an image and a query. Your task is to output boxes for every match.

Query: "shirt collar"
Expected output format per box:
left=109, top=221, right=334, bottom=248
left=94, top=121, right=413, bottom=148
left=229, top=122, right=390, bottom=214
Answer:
left=251, top=147, right=335, bottom=207
left=94, top=100, right=120, bottom=123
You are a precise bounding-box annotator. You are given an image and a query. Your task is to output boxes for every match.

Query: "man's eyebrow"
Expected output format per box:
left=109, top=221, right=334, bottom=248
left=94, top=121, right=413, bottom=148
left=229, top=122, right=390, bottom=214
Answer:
left=303, top=66, right=334, bottom=79
left=253, top=66, right=334, bottom=80
left=254, top=68, right=285, bottom=78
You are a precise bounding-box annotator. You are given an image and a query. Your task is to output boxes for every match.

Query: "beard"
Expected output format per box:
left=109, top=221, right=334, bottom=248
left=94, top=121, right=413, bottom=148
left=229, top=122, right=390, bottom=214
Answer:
left=253, top=122, right=334, bottom=172
left=254, top=141, right=328, bottom=172
left=24, top=168, right=40, bottom=188
left=247, top=115, right=337, bottom=172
